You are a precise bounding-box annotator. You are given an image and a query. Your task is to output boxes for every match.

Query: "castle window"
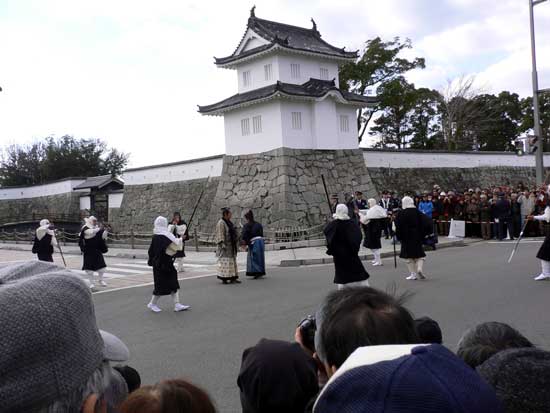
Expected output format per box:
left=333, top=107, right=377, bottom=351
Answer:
left=264, top=64, right=272, bottom=81
left=241, top=118, right=250, bottom=136
left=253, top=115, right=262, bottom=134
left=290, top=63, right=301, bottom=79
left=320, top=67, right=329, bottom=80
left=242, top=70, right=251, bottom=87
left=291, top=112, right=302, bottom=130
left=339, top=115, right=350, bottom=133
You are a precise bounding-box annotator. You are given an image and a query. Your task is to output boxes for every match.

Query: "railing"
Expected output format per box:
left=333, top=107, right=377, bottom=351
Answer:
left=0, top=213, right=81, bottom=226
left=0, top=222, right=328, bottom=249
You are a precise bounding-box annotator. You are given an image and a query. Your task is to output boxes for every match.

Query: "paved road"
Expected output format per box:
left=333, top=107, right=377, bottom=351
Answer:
left=88, top=241, right=550, bottom=412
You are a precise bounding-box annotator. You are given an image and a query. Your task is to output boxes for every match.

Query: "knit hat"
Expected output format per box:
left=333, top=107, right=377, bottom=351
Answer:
left=0, top=261, right=129, bottom=412
left=238, top=339, right=318, bottom=413
left=313, top=344, right=503, bottom=413
left=477, top=347, right=550, bottom=412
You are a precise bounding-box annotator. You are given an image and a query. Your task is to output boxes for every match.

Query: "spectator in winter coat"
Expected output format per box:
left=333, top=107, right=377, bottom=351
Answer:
left=418, top=195, right=434, bottom=218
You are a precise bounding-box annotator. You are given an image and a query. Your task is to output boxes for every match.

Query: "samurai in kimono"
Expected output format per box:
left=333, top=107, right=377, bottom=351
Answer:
left=360, top=199, right=387, bottom=266
left=168, top=212, right=188, bottom=273
left=79, top=216, right=108, bottom=289
left=241, top=209, right=265, bottom=279
left=32, top=219, right=57, bottom=262
left=147, top=216, right=190, bottom=312
left=215, top=207, right=240, bottom=284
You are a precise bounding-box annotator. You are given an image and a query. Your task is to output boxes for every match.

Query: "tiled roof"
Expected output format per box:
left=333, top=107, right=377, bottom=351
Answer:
left=215, top=11, right=357, bottom=66
left=73, top=175, right=124, bottom=190
left=198, top=78, right=377, bottom=115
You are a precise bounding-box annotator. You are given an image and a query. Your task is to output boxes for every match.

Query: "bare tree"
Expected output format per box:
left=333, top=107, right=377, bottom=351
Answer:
left=438, top=75, right=499, bottom=151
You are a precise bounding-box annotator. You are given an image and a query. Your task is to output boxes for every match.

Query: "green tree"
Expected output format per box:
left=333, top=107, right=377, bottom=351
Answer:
left=520, top=93, right=550, bottom=151
left=0, top=136, right=129, bottom=186
left=340, top=37, right=425, bottom=143
left=369, top=77, right=418, bottom=148
left=409, top=89, right=443, bottom=149
left=473, top=92, right=523, bottom=151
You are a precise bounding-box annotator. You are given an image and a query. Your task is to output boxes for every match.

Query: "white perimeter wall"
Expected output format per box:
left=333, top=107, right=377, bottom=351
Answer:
left=0, top=179, right=85, bottom=201
left=3, top=151, right=547, bottom=197
left=122, top=157, right=224, bottom=185
left=224, top=101, right=283, bottom=155
left=363, top=150, right=550, bottom=168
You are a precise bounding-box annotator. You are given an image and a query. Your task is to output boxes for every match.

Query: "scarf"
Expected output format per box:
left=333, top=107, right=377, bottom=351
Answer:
left=153, top=216, right=178, bottom=244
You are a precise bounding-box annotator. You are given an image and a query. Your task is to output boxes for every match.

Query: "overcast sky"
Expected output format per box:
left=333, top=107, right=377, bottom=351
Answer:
left=1, top=0, right=549, bottom=168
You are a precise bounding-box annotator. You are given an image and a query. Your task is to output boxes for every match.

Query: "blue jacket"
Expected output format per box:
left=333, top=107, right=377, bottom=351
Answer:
left=418, top=201, right=434, bottom=218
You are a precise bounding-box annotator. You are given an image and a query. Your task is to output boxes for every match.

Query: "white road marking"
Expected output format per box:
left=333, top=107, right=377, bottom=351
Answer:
left=92, top=271, right=247, bottom=295
left=488, top=240, right=543, bottom=244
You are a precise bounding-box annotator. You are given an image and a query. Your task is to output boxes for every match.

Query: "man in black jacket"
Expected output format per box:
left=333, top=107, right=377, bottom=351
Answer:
left=494, top=194, right=514, bottom=241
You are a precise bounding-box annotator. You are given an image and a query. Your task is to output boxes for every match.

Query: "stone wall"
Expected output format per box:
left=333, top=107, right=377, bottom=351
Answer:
left=0, top=192, right=81, bottom=225
left=110, top=177, right=220, bottom=233
left=205, top=148, right=378, bottom=230
left=367, top=166, right=547, bottom=194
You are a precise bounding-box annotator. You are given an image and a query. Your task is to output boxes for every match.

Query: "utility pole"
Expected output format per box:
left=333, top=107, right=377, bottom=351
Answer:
left=529, top=0, right=548, bottom=185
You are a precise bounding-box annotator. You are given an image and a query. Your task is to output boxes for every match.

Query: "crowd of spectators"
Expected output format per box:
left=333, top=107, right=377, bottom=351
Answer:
left=3, top=260, right=549, bottom=412
left=366, top=182, right=550, bottom=241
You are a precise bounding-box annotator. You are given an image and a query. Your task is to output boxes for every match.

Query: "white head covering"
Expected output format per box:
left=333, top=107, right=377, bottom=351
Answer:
left=36, top=219, right=54, bottom=240
left=153, top=216, right=178, bottom=243
left=402, top=196, right=416, bottom=209
left=333, top=204, right=350, bottom=220
left=366, top=201, right=388, bottom=220
left=84, top=216, right=98, bottom=228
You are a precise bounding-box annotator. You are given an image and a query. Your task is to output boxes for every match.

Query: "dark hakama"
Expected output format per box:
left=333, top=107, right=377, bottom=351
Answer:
left=537, top=232, right=550, bottom=261
left=148, top=234, right=180, bottom=295
left=324, top=219, right=369, bottom=285
left=395, top=209, right=427, bottom=259
left=80, top=228, right=108, bottom=271
left=32, top=234, right=54, bottom=262
left=364, top=219, right=384, bottom=250
left=242, top=221, right=266, bottom=278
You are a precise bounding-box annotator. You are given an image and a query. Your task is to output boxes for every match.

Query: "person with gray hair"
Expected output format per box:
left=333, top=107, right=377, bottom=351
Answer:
left=456, top=321, right=534, bottom=369
left=0, top=261, right=130, bottom=412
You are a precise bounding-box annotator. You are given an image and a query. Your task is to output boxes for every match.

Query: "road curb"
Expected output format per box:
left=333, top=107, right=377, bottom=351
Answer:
left=279, top=239, right=469, bottom=267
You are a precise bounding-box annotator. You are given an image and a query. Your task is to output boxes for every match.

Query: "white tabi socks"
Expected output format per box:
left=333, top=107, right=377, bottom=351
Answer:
left=372, top=249, right=382, bottom=266
left=406, top=260, right=417, bottom=280
left=534, top=260, right=550, bottom=281
left=147, top=295, right=162, bottom=313
left=172, top=292, right=190, bottom=312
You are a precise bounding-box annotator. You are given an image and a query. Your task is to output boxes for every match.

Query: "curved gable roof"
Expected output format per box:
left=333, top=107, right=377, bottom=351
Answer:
left=215, top=12, right=357, bottom=67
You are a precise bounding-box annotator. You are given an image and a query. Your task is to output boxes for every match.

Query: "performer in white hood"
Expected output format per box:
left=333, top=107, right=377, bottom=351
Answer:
left=395, top=196, right=428, bottom=280
left=79, top=216, right=108, bottom=289
left=31, top=219, right=58, bottom=262
left=360, top=199, right=387, bottom=266
left=147, top=216, right=190, bottom=312
left=528, top=185, right=550, bottom=280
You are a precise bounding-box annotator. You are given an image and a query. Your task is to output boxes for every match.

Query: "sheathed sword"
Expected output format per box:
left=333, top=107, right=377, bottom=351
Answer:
left=507, top=220, right=529, bottom=263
